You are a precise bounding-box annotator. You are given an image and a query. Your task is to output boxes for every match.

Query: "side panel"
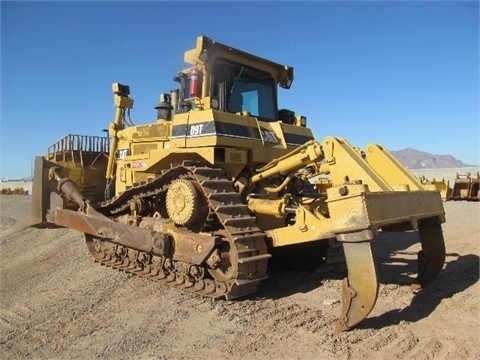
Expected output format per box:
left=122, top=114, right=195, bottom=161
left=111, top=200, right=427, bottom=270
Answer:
left=122, top=109, right=317, bottom=187
left=170, top=109, right=315, bottom=164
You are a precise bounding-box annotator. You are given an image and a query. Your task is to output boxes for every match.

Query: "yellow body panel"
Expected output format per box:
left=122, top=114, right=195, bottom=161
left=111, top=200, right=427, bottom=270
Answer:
left=111, top=106, right=315, bottom=193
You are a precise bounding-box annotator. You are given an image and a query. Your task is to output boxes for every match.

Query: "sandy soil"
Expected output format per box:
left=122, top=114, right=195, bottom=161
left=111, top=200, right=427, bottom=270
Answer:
left=0, top=195, right=479, bottom=359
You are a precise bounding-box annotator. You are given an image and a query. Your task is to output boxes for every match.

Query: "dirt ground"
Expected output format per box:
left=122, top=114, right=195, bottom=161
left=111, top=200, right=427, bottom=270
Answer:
left=0, top=195, right=478, bottom=360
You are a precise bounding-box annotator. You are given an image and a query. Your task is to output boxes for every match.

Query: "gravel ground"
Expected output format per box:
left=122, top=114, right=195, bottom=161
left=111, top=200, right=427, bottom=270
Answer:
left=0, top=195, right=479, bottom=359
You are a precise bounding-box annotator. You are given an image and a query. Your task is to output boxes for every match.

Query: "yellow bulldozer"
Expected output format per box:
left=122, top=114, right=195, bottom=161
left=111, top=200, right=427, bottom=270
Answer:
left=30, top=36, right=446, bottom=331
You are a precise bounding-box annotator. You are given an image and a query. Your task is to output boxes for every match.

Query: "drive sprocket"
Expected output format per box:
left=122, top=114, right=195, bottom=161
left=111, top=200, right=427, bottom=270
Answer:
left=165, top=179, right=207, bottom=226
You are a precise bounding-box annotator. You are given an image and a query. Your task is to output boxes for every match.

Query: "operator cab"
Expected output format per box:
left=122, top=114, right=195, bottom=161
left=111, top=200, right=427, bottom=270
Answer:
left=212, top=59, right=276, bottom=120
left=173, top=36, right=295, bottom=123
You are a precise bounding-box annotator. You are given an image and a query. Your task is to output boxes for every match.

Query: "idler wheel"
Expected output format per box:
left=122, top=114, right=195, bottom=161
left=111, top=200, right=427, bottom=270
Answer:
left=166, top=179, right=207, bottom=226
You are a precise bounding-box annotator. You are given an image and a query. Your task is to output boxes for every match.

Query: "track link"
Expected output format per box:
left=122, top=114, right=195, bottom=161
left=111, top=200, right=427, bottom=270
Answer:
left=86, top=163, right=270, bottom=299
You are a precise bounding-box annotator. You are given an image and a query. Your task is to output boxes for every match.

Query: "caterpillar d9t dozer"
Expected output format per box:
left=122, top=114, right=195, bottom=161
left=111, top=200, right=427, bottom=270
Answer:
left=31, top=36, right=446, bottom=331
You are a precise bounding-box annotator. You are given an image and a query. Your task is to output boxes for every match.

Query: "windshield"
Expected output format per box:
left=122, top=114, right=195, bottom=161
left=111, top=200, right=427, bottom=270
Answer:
left=212, top=59, right=277, bottom=120
left=227, top=77, right=275, bottom=119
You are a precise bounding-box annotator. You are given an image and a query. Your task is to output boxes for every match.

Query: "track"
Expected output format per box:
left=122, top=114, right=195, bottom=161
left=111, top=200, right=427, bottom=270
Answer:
left=86, top=163, right=271, bottom=299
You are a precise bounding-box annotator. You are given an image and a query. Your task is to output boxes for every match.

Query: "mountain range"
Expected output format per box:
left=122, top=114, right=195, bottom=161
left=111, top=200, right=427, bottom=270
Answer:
left=391, top=148, right=475, bottom=169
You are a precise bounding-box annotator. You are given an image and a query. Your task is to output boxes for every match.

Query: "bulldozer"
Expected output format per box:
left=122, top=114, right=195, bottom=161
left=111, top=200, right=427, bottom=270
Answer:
left=30, top=36, right=446, bottom=331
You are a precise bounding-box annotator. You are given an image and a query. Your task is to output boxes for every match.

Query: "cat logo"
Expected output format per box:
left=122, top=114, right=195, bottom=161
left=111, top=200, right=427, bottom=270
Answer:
left=117, top=149, right=130, bottom=160
left=260, top=130, right=279, bottom=144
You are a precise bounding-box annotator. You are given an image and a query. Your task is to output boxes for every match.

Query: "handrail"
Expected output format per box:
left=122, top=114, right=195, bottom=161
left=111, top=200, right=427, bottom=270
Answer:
left=47, top=134, right=109, bottom=157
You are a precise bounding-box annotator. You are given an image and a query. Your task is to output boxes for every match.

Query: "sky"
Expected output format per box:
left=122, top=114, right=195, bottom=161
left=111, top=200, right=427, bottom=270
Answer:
left=1, top=0, right=479, bottom=179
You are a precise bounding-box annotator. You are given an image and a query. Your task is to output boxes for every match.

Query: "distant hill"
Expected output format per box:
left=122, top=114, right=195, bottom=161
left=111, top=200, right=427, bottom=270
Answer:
left=391, top=148, right=474, bottom=169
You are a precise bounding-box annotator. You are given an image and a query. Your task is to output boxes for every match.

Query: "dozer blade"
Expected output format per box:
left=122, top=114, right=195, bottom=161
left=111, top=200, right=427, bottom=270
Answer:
left=412, top=216, right=446, bottom=290
left=336, top=233, right=378, bottom=331
left=30, top=156, right=59, bottom=227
